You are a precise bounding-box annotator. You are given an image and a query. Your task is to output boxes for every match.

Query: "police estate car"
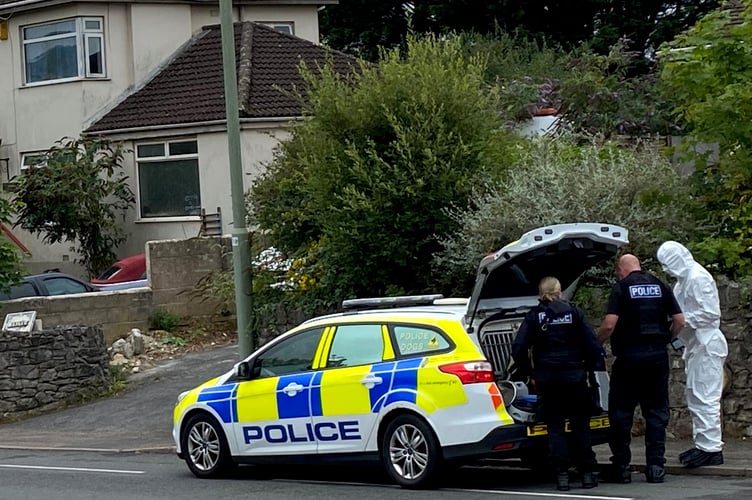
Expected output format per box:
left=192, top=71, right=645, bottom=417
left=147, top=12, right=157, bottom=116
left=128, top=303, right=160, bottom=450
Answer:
left=173, top=223, right=628, bottom=488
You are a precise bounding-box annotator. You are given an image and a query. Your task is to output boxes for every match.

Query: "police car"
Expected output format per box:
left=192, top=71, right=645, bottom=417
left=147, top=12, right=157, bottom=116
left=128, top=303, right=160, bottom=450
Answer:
left=173, top=223, right=628, bottom=488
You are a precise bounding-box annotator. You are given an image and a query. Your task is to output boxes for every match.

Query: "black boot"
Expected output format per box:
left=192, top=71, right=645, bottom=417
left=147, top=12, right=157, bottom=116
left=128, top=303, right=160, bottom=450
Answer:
left=645, top=465, right=665, bottom=483
left=684, top=450, right=724, bottom=468
left=679, top=447, right=697, bottom=464
left=601, top=464, right=631, bottom=483
left=556, top=471, right=570, bottom=491
left=581, top=471, right=598, bottom=489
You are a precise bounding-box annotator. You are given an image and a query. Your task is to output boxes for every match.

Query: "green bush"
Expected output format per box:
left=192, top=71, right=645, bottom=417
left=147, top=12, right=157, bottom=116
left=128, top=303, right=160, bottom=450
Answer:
left=249, top=34, right=521, bottom=301
left=148, top=307, right=181, bottom=332
left=434, top=136, right=700, bottom=294
left=660, top=4, right=752, bottom=279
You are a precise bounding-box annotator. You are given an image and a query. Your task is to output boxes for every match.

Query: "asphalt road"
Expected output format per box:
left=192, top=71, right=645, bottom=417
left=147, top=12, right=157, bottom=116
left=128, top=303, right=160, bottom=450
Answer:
left=1, top=449, right=751, bottom=500
left=0, top=343, right=241, bottom=450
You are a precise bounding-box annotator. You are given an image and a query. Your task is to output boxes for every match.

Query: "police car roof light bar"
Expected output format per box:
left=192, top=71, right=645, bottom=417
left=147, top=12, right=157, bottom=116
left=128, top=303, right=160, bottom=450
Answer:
left=342, top=294, right=445, bottom=311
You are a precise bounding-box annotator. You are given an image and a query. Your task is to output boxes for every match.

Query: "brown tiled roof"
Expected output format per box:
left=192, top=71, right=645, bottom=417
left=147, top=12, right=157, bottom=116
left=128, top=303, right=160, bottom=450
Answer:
left=87, top=22, right=357, bottom=133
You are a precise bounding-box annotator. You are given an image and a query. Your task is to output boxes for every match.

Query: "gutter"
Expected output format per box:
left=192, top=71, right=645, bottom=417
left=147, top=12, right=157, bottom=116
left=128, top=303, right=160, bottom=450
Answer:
left=0, top=0, right=45, bottom=11
left=1, top=0, right=339, bottom=15
left=85, top=116, right=301, bottom=138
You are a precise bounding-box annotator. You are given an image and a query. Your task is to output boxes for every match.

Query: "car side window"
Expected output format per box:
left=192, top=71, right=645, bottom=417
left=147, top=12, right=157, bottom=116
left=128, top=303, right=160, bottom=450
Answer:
left=43, top=277, right=90, bottom=296
left=255, top=327, right=323, bottom=378
left=393, top=325, right=451, bottom=356
left=326, top=324, right=384, bottom=368
left=0, top=282, right=38, bottom=300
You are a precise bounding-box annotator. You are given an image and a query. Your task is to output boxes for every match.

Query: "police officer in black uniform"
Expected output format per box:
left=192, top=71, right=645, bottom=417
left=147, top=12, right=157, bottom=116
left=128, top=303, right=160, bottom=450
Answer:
left=597, top=254, right=685, bottom=484
left=512, top=276, right=600, bottom=491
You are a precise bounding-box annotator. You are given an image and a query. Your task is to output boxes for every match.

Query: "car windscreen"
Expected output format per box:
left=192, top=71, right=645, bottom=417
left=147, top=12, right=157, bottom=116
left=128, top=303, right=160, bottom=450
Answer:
left=96, top=265, right=122, bottom=281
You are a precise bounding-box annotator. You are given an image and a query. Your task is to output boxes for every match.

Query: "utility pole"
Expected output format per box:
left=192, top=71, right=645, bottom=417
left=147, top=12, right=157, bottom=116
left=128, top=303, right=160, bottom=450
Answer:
left=219, top=0, right=254, bottom=358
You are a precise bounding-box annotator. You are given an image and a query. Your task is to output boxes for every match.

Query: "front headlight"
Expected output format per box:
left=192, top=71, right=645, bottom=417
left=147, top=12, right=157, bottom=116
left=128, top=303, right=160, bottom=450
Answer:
left=176, top=390, right=189, bottom=405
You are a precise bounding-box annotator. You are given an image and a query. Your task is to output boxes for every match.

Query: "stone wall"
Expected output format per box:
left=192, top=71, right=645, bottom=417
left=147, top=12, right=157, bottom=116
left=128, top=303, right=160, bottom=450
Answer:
left=587, top=277, right=752, bottom=438
left=667, top=277, right=752, bottom=438
left=0, top=326, right=110, bottom=420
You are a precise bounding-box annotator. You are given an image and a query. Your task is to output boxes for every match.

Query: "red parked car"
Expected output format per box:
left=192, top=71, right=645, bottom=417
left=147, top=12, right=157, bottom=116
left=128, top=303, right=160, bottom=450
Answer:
left=91, top=253, right=147, bottom=289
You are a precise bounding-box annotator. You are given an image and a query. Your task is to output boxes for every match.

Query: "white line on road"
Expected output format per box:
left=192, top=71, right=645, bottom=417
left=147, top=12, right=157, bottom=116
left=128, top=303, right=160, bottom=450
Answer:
left=444, top=488, right=633, bottom=500
left=278, top=479, right=633, bottom=500
left=0, top=464, right=145, bottom=475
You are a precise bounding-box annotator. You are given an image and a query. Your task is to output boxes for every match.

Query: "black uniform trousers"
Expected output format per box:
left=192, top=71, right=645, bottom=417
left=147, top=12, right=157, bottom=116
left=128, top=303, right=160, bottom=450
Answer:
left=608, top=353, right=670, bottom=467
left=537, top=378, right=597, bottom=472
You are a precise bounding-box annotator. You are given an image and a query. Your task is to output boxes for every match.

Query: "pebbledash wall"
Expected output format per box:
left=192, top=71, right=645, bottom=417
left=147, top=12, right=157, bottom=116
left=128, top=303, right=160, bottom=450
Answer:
left=0, top=326, right=110, bottom=419
left=1, top=237, right=232, bottom=346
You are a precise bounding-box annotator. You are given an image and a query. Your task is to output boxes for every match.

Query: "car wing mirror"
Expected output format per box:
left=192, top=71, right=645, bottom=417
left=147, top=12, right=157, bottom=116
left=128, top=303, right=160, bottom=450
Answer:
left=237, top=361, right=252, bottom=380
left=237, top=360, right=261, bottom=381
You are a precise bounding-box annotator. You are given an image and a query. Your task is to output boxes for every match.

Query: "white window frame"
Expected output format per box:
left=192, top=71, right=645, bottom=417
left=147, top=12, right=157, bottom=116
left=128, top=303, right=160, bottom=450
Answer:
left=135, top=139, right=201, bottom=221
left=22, top=16, right=106, bottom=86
left=260, top=22, right=294, bottom=35
left=20, top=151, right=48, bottom=170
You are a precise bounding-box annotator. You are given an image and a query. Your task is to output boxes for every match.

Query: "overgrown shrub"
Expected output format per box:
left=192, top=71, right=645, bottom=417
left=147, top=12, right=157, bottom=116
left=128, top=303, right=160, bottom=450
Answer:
left=434, top=136, right=700, bottom=294
left=148, top=307, right=181, bottom=332
left=250, top=34, right=521, bottom=302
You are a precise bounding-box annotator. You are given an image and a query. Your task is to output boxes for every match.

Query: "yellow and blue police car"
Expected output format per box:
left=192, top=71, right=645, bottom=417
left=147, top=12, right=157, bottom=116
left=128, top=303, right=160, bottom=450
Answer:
left=173, top=223, right=628, bottom=488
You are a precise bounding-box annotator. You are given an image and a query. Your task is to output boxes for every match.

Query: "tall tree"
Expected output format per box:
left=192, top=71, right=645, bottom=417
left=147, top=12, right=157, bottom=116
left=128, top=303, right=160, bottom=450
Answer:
left=319, top=0, right=410, bottom=61
left=660, top=0, right=752, bottom=278
left=320, top=1, right=721, bottom=58
left=591, top=0, right=721, bottom=55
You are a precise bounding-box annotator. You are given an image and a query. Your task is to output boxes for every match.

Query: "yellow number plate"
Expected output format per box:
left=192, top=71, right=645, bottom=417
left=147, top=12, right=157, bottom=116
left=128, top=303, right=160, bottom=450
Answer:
left=526, top=417, right=610, bottom=437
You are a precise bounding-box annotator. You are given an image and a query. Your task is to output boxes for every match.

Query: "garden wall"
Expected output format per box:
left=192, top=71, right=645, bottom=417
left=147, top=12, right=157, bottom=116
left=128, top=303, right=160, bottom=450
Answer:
left=0, top=326, right=110, bottom=420
left=586, top=277, right=752, bottom=438
left=1, top=237, right=232, bottom=345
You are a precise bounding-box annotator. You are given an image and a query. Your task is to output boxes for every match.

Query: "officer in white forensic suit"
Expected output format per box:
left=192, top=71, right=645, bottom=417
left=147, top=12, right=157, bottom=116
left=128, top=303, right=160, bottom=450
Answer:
left=657, top=241, right=728, bottom=468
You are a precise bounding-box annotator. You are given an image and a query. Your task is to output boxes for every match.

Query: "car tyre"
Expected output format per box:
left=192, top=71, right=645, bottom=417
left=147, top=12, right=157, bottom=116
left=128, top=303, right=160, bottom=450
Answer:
left=381, top=414, right=442, bottom=489
left=181, top=413, right=235, bottom=478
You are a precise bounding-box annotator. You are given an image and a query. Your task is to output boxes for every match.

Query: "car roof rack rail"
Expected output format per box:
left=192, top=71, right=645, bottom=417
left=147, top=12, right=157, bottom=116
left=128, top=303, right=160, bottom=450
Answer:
left=342, top=294, right=445, bottom=311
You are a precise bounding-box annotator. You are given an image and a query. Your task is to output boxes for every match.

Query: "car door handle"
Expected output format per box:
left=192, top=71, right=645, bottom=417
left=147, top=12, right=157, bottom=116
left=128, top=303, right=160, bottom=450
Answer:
left=360, top=375, right=383, bottom=389
left=282, top=382, right=305, bottom=397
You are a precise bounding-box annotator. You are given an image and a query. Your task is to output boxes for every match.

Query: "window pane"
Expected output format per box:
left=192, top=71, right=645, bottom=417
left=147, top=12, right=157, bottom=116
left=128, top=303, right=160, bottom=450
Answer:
left=256, top=328, right=323, bottom=378
left=21, top=153, right=47, bottom=168
left=24, top=20, right=76, bottom=39
left=139, top=159, right=201, bottom=217
left=169, top=141, right=198, bottom=156
left=87, top=36, right=103, bottom=75
left=136, top=144, right=165, bottom=158
left=273, top=25, right=292, bottom=35
left=393, top=325, right=450, bottom=356
left=327, top=324, right=384, bottom=368
left=84, top=19, right=102, bottom=31
left=25, top=37, right=78, bottom=83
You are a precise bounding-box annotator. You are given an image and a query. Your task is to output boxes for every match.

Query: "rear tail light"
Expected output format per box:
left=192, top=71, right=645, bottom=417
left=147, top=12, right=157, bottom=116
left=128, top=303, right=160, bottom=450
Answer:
left=439, top=361, right=494, bottom=384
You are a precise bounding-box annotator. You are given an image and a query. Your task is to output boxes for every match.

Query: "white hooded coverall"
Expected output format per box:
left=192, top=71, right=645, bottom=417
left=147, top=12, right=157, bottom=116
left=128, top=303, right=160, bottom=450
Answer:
left=657, top=241, right=728, bottom=453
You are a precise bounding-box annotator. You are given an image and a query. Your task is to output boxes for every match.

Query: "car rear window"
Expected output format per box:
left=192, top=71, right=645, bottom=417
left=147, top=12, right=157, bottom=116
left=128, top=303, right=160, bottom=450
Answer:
left=392, top=325, right=451, bottom=356
left=0, top=282, right=38, bottom=300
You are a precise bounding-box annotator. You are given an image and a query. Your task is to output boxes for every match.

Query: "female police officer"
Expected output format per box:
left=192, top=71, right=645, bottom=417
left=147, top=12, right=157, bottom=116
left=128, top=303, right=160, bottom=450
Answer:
left=512, top=276, right=600, bottom=491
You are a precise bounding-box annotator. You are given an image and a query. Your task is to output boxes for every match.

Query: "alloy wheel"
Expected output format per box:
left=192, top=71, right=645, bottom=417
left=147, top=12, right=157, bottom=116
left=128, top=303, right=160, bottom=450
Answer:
left=388, top=423, right=429, bottom=480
